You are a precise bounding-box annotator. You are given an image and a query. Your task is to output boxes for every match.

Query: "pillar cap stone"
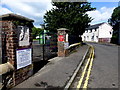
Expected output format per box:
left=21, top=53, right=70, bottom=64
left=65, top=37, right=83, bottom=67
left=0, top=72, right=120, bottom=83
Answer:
left=57, top=28, right=69, bottom=31
left=0, top=13, right=34, bottom=22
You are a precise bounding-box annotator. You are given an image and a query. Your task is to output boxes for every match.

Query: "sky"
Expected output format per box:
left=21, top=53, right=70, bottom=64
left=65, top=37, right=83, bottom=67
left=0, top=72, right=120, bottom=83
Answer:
left=0, top=0, right=119, bottom=28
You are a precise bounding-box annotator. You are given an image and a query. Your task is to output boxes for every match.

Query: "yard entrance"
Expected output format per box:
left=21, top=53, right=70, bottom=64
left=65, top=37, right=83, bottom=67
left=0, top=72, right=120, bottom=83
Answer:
left=32, top=32, right=58, bottom=74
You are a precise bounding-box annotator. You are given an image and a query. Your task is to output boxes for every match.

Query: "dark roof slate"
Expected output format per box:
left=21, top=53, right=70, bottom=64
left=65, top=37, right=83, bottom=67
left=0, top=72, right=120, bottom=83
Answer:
left=86, top=22, right=105, bottom=30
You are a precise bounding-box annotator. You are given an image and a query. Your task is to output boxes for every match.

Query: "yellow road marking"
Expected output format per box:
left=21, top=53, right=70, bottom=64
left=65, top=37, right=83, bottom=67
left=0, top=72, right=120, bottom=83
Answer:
left=76, top=48, right=93, bottom=89
left=83, top=47, right=94, bottom=89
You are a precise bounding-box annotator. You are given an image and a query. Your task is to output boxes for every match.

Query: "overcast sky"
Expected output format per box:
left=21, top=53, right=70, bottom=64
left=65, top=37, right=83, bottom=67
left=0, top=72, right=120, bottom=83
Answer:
left=0, top=0, right=119, bottom=28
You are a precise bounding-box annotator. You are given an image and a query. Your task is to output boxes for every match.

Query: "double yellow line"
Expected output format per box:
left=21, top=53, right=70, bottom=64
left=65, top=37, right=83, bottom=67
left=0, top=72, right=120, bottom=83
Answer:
left=77, top=45, right=94, bottom=89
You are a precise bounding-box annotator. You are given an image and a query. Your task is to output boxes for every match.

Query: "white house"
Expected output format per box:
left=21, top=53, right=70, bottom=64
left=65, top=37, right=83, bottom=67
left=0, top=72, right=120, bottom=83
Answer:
left=82, top=22, right=113, bottom=43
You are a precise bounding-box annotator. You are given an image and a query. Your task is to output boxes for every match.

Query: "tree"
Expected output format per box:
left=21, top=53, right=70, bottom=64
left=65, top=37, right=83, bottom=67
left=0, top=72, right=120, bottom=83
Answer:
left=109, top=6, right=120, bottom=44
left=44, top=2, right=95, bottom=40
left=32, top=27, right=43, bottom=39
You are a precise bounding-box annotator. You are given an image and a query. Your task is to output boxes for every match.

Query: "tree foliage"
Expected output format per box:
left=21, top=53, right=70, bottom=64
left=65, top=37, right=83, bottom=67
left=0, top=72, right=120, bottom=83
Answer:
left=32, top=27, right=43, bottom=39
left=109, top=6, right=120, bottom=44
left=44, top=2, right=95, bottom=36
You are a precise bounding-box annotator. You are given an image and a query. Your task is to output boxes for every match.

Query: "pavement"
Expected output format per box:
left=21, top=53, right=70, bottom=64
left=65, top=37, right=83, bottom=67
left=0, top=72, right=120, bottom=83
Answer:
left=12, top=44, right=89, bottom=89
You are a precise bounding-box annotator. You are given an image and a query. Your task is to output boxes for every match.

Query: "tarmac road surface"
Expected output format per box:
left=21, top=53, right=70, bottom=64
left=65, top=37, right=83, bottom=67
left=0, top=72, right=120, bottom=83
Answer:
left=88, top=43, right=119, bottom=89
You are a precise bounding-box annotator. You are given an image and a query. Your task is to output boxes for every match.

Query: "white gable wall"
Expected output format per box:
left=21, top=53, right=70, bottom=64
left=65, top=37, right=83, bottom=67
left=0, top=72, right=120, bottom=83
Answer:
left=98, top=23, right=113, bottom=38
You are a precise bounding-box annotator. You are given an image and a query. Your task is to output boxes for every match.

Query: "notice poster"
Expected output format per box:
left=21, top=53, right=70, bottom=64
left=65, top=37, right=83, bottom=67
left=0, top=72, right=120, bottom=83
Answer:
left=18, top=26, right=30, bottom=46
left=58, top=35, right=64, bottom=42
left=16, top=48, right=32, bottom=69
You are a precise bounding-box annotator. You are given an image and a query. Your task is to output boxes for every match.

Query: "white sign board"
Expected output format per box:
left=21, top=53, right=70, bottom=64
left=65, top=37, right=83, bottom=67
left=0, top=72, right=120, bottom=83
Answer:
left=66, top=34, right=68, bottom=42
left=64, top=42, right=69, bottom=49
left=16, top=48, right=32, bottom=69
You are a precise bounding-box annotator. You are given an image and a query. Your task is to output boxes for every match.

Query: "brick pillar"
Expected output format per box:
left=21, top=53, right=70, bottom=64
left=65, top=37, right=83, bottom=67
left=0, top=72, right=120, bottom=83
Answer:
left=57, top=28, right=69, bottom=57
left=0, top=13, right=34, bottom=88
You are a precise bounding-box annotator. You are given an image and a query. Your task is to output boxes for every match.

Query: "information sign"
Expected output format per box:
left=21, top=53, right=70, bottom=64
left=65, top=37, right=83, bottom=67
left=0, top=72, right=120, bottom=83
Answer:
left=16, top=48, right=32, bottom=69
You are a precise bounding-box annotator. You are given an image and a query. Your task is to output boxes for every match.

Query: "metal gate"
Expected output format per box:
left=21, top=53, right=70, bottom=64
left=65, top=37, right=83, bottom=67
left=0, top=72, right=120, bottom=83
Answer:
left=33, top=31, right=58, bottom=62
left=43, top=32, right=58, bottom=60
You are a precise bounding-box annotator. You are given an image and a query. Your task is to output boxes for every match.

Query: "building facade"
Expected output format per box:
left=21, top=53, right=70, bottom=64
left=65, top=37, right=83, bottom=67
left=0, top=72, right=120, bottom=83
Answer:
left=82, top=22, right=113, bottom=43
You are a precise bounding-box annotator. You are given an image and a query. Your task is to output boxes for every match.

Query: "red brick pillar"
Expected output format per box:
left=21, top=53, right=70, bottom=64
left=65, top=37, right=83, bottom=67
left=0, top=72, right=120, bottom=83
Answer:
left=0, top=13, right=34, bottom=88
left=57, top=28, right=69, bottom=57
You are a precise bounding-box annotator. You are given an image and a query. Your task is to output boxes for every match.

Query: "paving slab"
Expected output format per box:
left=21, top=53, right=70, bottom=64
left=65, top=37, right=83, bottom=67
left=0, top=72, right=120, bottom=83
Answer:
left=13, top=45, right=88, bottom=89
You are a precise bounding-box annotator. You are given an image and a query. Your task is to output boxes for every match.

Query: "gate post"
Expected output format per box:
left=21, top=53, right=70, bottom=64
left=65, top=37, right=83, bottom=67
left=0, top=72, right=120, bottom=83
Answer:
left=57, top=28, right=69, bottom=57
left=0, top=13, right=34, bottom=88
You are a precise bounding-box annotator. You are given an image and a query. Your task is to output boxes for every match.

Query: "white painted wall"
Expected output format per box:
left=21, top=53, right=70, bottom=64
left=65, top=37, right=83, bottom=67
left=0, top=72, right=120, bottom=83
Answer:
left=98, top=23, right=113, bottom=38
left=82, top=23, right=113, bottom=42
left=82, top=28, right=99, bottom=42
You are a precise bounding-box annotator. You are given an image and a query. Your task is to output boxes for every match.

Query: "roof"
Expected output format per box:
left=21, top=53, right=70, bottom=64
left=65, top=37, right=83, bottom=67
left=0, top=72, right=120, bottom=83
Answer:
left=0, top=13, right=34, bottom=22
left=86, top=22, right=105, bottom=30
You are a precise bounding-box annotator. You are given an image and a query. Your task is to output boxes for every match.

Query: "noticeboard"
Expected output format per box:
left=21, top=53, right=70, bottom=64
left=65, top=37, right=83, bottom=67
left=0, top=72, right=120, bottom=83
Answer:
left=16, top=48, right=32, bottom=69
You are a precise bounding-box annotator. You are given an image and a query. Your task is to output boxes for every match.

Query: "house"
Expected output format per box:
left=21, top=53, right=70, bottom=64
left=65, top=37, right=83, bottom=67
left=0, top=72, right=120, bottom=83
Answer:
left=82, top=22, right=113, bottom=43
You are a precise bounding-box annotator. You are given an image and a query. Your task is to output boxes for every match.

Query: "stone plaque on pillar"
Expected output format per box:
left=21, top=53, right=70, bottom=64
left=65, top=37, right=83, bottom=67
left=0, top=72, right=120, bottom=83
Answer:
left=57, top=28, right=69, bottom=57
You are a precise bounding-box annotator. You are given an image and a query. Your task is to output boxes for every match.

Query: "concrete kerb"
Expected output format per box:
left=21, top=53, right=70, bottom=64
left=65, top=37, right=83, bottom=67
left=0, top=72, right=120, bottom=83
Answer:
left=64, top=44, right=91, bottom=89
left=84, top=41, right=118, bottom=46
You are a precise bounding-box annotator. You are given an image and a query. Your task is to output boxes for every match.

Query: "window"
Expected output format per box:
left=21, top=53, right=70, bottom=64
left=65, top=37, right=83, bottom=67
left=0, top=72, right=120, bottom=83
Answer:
left=87, top=36, right=89, bottom=39
left=110, top=31, right=112, bottom=34
left=84, top=36, right=86, bottom=40
left=90, top=30, right=92, bottom=33
left=96, top=36, right=98, bottom=39
left=92, top=35, right=94, bottom=41
left=95, top=28, right=97, bottom=31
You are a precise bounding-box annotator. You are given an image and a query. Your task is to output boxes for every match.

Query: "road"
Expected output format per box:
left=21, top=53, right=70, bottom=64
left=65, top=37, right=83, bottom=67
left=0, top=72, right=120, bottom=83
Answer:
left=88, top=43, right=119, bottom=88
